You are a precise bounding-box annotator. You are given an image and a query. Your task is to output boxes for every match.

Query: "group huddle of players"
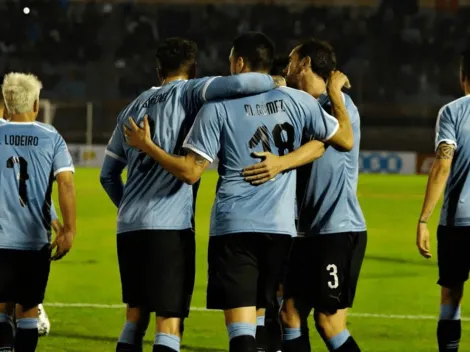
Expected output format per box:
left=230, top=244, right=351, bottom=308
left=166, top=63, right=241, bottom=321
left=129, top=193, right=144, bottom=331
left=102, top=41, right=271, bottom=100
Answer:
left=0, top=30, right=469, bottom=352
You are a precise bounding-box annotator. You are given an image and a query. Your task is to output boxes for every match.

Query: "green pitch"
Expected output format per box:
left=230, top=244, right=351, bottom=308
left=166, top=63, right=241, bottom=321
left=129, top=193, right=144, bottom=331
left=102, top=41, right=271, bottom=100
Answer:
left=39, top=169, right=469, bottom=351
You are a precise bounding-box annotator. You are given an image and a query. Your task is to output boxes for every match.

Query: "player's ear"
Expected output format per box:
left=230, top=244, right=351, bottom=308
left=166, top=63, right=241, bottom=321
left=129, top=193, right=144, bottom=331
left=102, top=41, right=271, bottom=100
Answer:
left=301, top=56, right=311, bottom=72
left=33, top=99, right=38, bottom=114
left=236, top=56, right=245, bottom=74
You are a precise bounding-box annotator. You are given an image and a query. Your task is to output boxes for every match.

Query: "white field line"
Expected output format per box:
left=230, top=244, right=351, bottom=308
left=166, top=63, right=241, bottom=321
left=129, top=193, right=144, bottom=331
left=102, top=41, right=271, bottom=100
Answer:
left=44, top=302, right=470, bottom=322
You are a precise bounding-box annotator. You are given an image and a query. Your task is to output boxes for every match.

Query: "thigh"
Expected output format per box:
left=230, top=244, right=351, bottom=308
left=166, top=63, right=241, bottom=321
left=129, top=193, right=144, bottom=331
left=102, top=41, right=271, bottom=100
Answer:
left=437, top=226, right=470, bottom=288
left=346, top=232, right=367, bottom=307
left=141, top=230, right=196, bottom=317
left=17, top=245, right=51, bottom=310
left=0, top=249, right=19, bottom=303
left=207, top=234, right=258, bottom=310
left=311, top=234, right=357, bottom=314
left=117, top=233, right=144, bottom=307
left=257, top=234, right=292, bottom=309
left=283, top=237, right=315, bottom=311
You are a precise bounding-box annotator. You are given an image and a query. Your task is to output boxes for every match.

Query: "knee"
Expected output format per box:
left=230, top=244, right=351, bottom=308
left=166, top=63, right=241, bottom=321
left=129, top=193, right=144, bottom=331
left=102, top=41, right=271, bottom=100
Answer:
left=280, top=300, right=301, bottom=329
left=156, top=317, right=181, bottom=336
left=314, top=311, right=345, bottom=338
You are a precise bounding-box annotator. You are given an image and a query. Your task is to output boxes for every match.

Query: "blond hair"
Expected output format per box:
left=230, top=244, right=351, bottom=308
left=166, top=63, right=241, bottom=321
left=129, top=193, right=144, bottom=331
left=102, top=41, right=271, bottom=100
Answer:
left=2, top=73, right=43, bottom=114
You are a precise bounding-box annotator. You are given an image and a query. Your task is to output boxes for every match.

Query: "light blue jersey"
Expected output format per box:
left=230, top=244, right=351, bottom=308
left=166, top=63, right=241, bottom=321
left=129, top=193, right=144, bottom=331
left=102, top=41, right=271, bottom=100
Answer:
left=184, top=87, right=339, bottom=237
left=297, top=93, right=366, bottom=235
left=436, top=95, right=470, bottom=226
left=101, top=74, right=276, bottom=234
left=0, top=122, right=74, bottom=250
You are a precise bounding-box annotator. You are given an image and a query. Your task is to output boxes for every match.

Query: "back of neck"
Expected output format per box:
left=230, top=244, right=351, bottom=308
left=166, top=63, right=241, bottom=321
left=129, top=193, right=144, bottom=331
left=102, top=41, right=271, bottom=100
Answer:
left=161, top=74, right=189, bottom=85
left=9, top=113, right=35, bottom=123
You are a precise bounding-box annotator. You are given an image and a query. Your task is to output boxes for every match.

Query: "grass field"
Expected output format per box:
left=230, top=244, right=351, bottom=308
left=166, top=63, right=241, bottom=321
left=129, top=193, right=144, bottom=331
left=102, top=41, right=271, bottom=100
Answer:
left=39, top=169, right=470, bottom=352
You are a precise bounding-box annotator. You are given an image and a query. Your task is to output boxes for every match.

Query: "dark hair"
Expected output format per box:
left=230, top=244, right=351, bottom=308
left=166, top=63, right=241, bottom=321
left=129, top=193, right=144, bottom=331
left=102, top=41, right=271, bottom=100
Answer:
left=270, top=56, right=289, bottom=76
left=461, top=49, right=470, bottom=82
left=156, top=38, right=198, bottom=78
left=297, top=39, right=336, bottom=81
left=232, top=32, right=275, bottom=72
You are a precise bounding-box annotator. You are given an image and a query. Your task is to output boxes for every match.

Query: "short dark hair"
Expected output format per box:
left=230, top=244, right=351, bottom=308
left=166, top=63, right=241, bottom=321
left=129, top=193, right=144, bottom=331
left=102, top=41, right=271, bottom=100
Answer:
left=297, top=39, right=336, bottom=81
left=270, top=56, right=289, bottom=76
left=156, top=38, right=198, bottom=78
left=232, top=32, right=275, bottom=72
left=461, top=49, right=470, bottom=82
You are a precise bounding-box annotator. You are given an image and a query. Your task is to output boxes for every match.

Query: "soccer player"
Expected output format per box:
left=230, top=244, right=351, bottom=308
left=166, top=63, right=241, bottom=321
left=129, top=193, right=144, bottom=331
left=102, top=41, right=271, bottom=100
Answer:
left=99, top=37, right=280, bottom=352
left=1, top=82, right=55, bottom=339
left=417, top=49, right=470, bottom=352
left=243, top=39, right=366, bottom=352
left=0, top=73, right=76, bottom=352
left=124, top=32, right=353, bottom=352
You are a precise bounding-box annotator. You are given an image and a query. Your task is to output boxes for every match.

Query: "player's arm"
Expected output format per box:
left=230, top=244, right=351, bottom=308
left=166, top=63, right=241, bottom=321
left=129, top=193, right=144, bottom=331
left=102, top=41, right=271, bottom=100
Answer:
left=243, top=140, right=326, bottom=184
left=320, top=71, right=353, bottom=151
left=417, top=105, right=456, bottom=258
left=188, top=73, right=280, bottom=110
left=124, top=116, right=211, bottom=184
left=50, top=202, right=63, bottom=234
left=125, top=103, right=222, bottom=184
left=51, top=135, right=76, bottom=260
left=100, top=127, right=127, bottom=207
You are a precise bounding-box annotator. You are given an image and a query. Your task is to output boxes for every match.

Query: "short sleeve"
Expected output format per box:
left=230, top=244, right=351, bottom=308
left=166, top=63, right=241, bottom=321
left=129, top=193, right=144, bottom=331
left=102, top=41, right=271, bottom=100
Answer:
left=105, top=126, right=127, bottom=164
left=299, top=92, right=339, bottom=141
left=182, top=102, right=225, bottom=163
left=435, top=105, right=457, bottom=151
left=53, top=134, right=75, bottom=177
left=183, top=77, right=218, bottom=115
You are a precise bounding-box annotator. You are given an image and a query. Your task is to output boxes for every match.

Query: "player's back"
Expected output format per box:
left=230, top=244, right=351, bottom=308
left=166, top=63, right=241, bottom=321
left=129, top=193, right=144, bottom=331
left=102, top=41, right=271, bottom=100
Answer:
left=297, top=93, right=366, bottom=235
left=438, top=95, right=470, bottom=226
left=115, top=81, right=201, bottom=233
left=204, top=87, right=333, bottom=236
left=0, top=122, right=70, bottom=249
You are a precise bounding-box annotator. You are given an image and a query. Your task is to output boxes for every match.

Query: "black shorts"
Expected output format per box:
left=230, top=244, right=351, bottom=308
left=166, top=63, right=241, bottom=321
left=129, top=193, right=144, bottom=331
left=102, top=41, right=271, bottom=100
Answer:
left=284, top=232, right=367, bottom=314
left=0, top=245, right=51, bottom=311
left=207, top=233, right=291, bottom=310
left=117, top=229, right=195, bottom=317
left=437, top=225, right=470, bottom=288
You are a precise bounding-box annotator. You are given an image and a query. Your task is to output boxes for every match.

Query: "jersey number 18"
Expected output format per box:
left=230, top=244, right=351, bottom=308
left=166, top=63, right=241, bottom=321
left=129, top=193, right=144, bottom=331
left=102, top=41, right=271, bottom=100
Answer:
left=248, top=123, right=295, bottom=156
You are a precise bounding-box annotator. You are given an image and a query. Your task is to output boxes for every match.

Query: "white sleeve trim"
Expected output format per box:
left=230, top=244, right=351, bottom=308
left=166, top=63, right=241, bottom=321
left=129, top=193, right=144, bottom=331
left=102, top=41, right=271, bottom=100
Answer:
left=105, top=150, right=127, bottom=164
left=435, top=139, right=457, bottom=151
left=183, top=143, right=214, bottom=163
left=201, top=76, right=220, bottom=101
left=54, top=167, right=75, bottom=177
left=321, top=109, right=340, bottom=142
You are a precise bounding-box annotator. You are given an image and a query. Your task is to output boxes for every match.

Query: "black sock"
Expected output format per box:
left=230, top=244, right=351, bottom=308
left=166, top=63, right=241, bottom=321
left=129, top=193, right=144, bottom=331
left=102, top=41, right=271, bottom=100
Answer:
left=300, top=325, right=311, bottom=351
left=152, top=346, right=176, bottom=352
left=283, top=336, right=309, bottom=352
left=335, top=336, right=361, bottom=352
left=116, top=342, right=143, bottom=352
left=438, top=320, right=461, bottom=352
left=0, top=321, right=14, bottom=351
left=265, top=319, right=282, bottom=352
left=14, top=328, right=38, bottom=352
left=256, top=325, right=268, bottom=352
left=230, top=335, right=257, bottom=352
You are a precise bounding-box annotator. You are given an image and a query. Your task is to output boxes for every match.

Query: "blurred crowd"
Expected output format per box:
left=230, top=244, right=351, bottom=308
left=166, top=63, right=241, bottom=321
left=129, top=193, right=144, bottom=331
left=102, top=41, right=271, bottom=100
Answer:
left=0, top=0, right=468, bottom=106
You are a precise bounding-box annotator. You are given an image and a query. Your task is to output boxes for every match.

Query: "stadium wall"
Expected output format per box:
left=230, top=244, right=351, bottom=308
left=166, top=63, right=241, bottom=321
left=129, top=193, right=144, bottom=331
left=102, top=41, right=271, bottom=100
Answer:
left=70, top=144, right=431, bottom=175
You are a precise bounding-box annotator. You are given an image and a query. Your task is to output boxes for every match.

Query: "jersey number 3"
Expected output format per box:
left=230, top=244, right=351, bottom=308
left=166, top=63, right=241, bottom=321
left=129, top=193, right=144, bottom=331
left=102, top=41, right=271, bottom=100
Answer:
left=248, top=123, right=295, bottom=156
left=6, top=156, right=29, bottom=207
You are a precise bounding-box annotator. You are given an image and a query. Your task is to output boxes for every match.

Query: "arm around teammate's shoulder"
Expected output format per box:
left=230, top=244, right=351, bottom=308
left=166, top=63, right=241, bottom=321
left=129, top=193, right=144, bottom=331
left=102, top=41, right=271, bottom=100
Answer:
left=323, top=71, right=353, bottom=151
